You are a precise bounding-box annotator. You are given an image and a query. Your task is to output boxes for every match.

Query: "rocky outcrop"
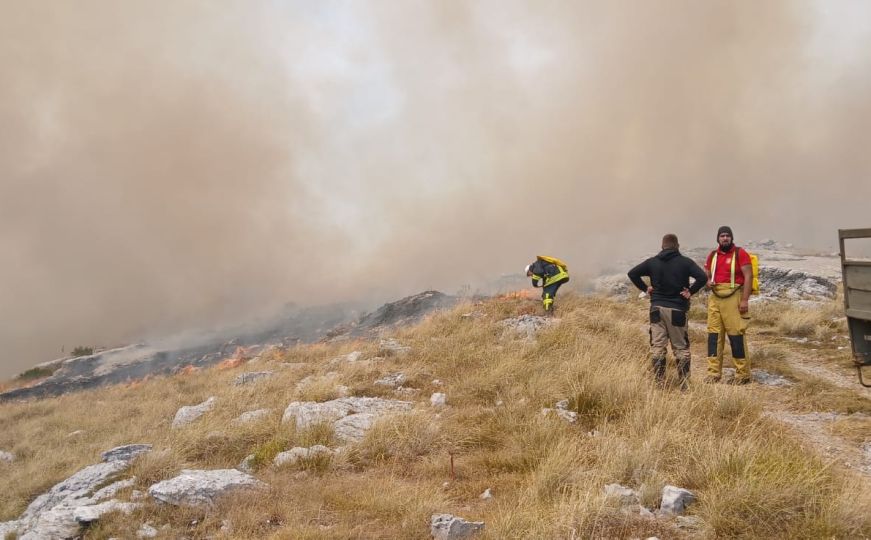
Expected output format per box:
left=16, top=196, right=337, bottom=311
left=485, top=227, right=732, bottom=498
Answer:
left=282, top=396, right=413, bottom=428
left=375, top=372, right=406, bottom=387
left=0, top=450, right=14, bottom=463
left=500, top=315, right=555, bottom=339
left=233, top=409, right=271, bottom=424
left=147, top=469, right=264, bottom=506
left=282, top=396, right=413, bottom=443
left=603, top=483, right=639, bottom=505
left=758, top=267, right=837, bottom=299
left=333, top=413, right=376, bottom=442
left=430, top=514, right=485, bottom=539
left=0, top=298, right=370, bottom=402
left=234, top=371, right=274, bottom=386
left=1, top=444, right=150, bottom=539
left=380, top=338, right=412, bottom=356
left=660, top=485, right=695, bottom=515
left=101, top=444, right=152, bottom=463
left=273, top=445, right=334, bottom=467
left=172, top=397, right=216, bottom=428
left=326, top=291, right=457, bottom=342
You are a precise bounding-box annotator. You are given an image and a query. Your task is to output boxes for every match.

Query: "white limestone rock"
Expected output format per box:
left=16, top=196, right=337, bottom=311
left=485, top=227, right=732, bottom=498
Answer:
left=379, top=338, right=411, bottom=355
left=334, top=413, right=375, bottom=443
left=329, top=350, right=362, bottom=365
left=234, top=371, right=274, bottom=386
left=92, top=477, right=137, bottom=502
left=73, top=500, right=139, bottom=523
left=7, top=443, right=149, bottom=539
left=281, top=396, right=412, bottom=444
left=21, top=460, right=131, bottom=522
left=233, top=409, right=271, bottom=424
left=147, top=469, right=264, bottom=506
left=660, top=485, right=695, bottom=515
left=430, top=393, right=447, bottom=407
left=282, top=396, right=413, bottom=428
left=273, top=445, right=334, bottom=467
left=499, top=315, right=555, bottom=340
left=430, top=514, right=485, bottom=539
left=603, top=483, right=639, bottom=505
left=172, top=397, right=216, bottom=428
left=541, top=408, right=578, bottom=423
left=0, top=521, right=20, bottom=538
left=101, top=444, right=152, bottom=463
left=238, top=454, right=256, bottom=473
left=137, top=523, right=159, bottom=538
left=375, top=372, right=407, bottom=387
left=0, top=450, right=14, bottom=463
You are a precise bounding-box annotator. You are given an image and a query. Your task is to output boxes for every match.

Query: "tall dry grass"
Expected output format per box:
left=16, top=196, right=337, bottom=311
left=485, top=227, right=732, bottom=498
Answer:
left=1, top=293, right=870, bottom=539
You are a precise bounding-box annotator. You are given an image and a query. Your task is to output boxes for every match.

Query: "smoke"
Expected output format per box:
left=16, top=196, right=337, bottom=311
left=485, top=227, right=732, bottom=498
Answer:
left=2, top=1, right=870, bottom=376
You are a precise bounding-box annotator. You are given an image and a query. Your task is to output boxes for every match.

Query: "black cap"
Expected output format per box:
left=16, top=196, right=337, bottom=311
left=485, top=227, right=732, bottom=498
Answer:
left=717, top=225, right=733, bottom=238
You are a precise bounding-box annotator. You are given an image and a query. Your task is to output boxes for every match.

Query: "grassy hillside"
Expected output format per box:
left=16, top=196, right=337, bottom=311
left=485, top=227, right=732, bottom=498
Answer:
left=1, top=293, right=870, bottom=539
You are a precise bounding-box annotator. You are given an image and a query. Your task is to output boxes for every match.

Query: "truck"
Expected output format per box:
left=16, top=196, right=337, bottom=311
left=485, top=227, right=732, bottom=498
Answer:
left=839, top=228, right=871, bottom=387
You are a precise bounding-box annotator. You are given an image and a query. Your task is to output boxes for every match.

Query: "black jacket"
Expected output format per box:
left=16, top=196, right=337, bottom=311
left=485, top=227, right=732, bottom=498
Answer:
left=627, top=249, right=707, bottom=310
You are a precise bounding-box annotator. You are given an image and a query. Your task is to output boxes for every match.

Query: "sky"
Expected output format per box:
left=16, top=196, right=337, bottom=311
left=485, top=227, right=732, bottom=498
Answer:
left=1, top=0, right=871, bottom=376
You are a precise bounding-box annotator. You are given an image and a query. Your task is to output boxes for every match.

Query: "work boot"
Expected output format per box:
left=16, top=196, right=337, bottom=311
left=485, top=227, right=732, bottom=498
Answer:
left=729, top=377, right=752, bottom=386
left=677, top=359, right=690, bottom=391
left=651, top=357, right=666, bottom=386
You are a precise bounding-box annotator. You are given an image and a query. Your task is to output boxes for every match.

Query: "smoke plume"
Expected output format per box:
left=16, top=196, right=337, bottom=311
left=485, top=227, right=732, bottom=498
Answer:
left=2, top=1, right=870, bottom=376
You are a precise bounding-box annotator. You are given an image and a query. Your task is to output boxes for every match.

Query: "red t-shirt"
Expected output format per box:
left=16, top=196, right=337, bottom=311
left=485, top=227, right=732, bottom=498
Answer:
left=706, top=246, right=751, bottom=285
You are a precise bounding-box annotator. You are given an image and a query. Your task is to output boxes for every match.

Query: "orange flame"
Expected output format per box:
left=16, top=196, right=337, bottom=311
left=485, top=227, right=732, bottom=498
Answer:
left=217, top=357, right=244, bottom=370
left=124, top=374, right=151, bottom=389
left=499, top=289, right=534, bottom=300
left=177, top=365, right=200, bottom=376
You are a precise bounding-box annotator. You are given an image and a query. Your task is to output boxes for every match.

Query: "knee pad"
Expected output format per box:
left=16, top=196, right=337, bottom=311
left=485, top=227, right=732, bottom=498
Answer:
left=728, top=334, right=746, bottom=358
left=707, top=333, right=719, bottom=357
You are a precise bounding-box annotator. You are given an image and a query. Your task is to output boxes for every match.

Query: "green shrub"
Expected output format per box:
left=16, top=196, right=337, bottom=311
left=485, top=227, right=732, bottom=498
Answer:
left=71, top=346, right=95, bottom=357
left=15, top=366, right=57, bottom=381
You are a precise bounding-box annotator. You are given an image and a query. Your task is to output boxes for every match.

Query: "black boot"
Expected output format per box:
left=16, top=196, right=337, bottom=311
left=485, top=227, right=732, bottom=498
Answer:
left=652, top=357, right=666, bottom=386
left=677, top=358, right=690, bottom=391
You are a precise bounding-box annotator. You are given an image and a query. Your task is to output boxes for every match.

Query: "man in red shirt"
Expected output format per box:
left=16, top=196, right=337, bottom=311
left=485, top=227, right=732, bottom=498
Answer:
left=705, top=226, right=753, bottom=384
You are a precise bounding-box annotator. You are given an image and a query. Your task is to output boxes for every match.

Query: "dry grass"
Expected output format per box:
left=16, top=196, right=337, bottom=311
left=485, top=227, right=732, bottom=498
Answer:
left=2, top=293, right=871, bottom=539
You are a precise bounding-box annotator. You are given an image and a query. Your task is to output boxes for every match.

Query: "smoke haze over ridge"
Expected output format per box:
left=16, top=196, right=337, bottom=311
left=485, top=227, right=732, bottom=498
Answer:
left=2, top=1, right=870, bottom=376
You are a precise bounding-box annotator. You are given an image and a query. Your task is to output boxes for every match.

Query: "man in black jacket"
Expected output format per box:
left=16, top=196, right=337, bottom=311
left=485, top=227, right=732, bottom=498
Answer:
left=628, top=234, right=707, bottom=388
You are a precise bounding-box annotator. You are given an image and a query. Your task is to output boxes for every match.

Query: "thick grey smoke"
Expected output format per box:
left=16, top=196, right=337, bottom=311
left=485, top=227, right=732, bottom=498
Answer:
left=2, top=1, right=870, bottom=376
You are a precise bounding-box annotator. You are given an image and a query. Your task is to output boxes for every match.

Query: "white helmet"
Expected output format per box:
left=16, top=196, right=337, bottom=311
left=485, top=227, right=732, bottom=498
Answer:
left=524, top=264, right=531, bottom=274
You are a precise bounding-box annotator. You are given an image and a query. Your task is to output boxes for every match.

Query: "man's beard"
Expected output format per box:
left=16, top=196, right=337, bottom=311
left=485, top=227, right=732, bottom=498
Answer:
left=719, top=241, right=734, bottom=252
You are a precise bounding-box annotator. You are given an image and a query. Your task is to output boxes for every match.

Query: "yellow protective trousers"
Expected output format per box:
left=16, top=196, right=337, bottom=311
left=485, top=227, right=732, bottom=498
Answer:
left=706, top=284, right=751, bottom=381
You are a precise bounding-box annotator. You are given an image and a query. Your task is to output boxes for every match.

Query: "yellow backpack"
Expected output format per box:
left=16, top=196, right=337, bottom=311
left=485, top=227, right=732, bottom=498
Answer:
left=537, top=255, right=568, bottom=272
left=709, top=248, right=759, bottom=295
left=748, top=251, right=760, bottom=295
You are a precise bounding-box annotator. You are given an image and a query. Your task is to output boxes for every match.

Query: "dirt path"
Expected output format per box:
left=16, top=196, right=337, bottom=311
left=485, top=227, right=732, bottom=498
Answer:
left=665, top=322, right=871, bottom=484
left=780, top=345, right=871, bottom=397
left=765, top=411, right=871, bottom=480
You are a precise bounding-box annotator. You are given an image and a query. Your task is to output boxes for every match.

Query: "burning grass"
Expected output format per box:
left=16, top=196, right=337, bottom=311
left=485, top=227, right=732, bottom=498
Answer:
left=1, top=293, right=870, bottom=538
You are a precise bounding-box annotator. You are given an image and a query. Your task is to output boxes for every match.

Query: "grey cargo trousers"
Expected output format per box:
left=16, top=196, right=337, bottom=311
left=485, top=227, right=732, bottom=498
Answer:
left=649, top=306, right=691, bottom=387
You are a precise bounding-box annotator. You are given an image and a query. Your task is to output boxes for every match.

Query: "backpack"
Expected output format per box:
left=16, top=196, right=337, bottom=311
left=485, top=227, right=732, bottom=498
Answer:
left=536, top=255, right=568, bottom=272
left=709, top=248, right=759, bottom=295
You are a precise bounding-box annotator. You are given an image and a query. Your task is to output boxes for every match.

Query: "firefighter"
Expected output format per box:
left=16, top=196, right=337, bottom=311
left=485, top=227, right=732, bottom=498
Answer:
left=526, top=256, right=570, bottom=313
left=705, top=226, right=753, bottom=384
